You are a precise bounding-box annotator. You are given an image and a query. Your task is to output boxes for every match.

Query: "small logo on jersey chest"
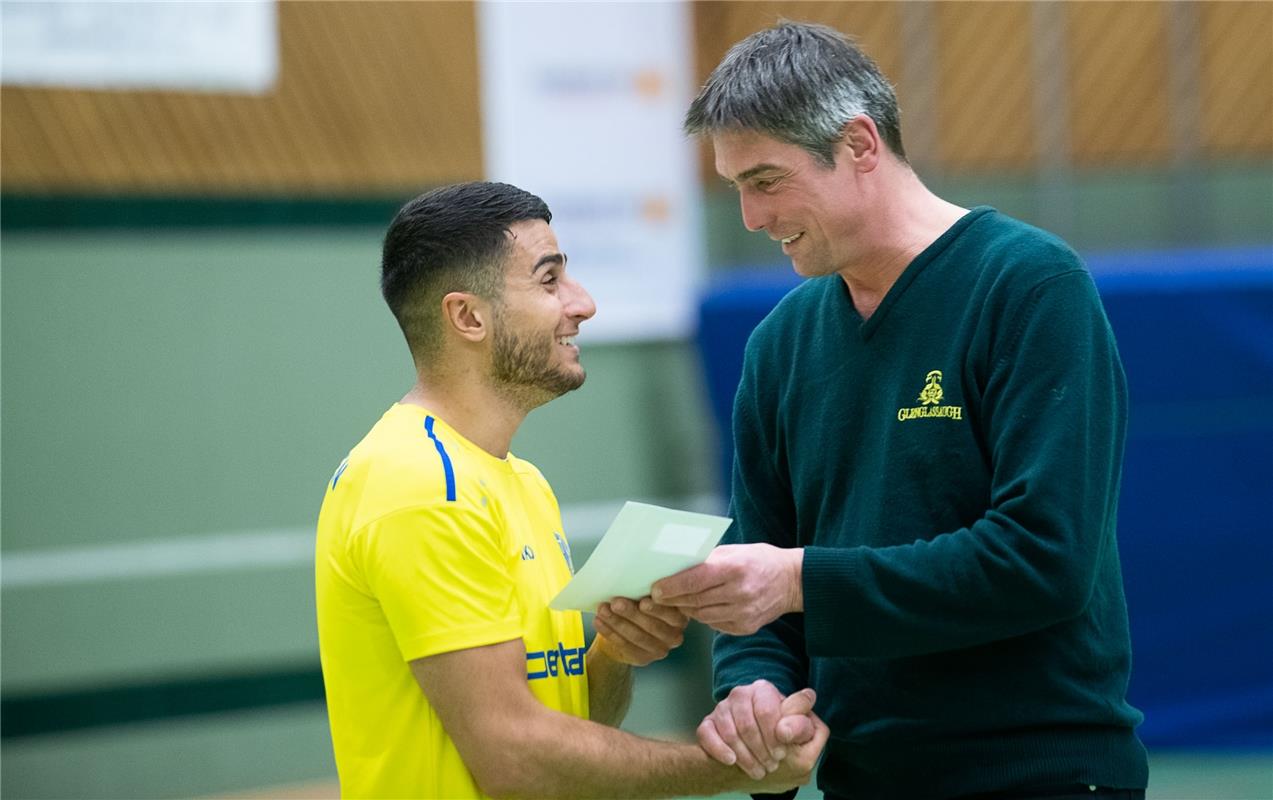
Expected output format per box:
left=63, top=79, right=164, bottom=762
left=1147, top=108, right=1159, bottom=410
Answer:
left=553, top=531, right=574, bottom=573
left=897, top=370, right=965, bottom=422
left=521, top=545, right=536, bottom=560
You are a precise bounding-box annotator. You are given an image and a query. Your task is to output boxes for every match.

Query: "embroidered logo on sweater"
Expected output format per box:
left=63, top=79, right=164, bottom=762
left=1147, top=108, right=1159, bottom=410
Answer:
left=898, top=370, right=964, bottom=421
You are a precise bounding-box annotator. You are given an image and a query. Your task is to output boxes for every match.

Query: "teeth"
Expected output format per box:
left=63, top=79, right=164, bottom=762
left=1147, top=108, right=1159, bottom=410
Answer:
left=781, top=233, right=802, bottom=245
left=557, top=336, right=576, bottom=346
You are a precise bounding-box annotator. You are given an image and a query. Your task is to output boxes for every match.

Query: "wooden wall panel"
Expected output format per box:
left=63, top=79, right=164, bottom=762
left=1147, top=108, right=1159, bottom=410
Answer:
left=1067, top=2, right=1173, bottom=166
left=935, top=2, right=1036, bottom=170
left=692, top=2, right=902, bottom=89
left=0, top=2, right=482, bottom=193
left=1199, top=2, right=1273, bottom=158
left=3, top=2, right=1268, bottom=195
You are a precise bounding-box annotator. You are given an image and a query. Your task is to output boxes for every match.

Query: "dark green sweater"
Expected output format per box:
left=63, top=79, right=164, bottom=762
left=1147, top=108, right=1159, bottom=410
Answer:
left=715, top=208, right=1148, bottom=799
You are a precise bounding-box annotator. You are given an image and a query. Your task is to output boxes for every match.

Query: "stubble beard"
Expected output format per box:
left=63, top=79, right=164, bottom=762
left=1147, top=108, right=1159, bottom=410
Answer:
left=489, top=318, right=585, bottom=409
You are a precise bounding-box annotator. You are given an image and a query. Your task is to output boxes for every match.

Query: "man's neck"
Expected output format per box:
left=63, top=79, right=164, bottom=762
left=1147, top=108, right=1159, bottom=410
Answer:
left=837, top=176, right=968, bottom=320
left=400, top=377, right=527, bottom=459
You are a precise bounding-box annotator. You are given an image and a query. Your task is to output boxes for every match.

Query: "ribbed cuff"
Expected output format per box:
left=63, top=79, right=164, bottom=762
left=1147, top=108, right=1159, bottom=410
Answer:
left=801, top=545, right=862, bottom=657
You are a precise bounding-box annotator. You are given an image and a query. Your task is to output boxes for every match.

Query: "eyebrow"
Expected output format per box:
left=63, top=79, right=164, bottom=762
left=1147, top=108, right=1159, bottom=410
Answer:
left=727, top=163, right=783, bottom=185
left=531, top=253, right=566, bottom=274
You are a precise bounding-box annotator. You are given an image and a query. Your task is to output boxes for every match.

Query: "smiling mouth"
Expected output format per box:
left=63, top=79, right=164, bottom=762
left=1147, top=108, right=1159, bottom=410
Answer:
left=556, top=335, right=577, bottom=347
left=779, top=232, right=803, bottom=245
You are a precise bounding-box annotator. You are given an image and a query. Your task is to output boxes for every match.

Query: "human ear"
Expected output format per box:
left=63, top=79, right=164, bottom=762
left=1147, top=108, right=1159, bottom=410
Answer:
left=441, top=292, right=489, bottom=343
left=840, top=115, right=880, bottom=172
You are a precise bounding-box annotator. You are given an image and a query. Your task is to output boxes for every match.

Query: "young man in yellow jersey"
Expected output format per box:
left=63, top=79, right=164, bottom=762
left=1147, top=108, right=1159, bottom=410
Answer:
left=315, top=181, right=827, bottom=799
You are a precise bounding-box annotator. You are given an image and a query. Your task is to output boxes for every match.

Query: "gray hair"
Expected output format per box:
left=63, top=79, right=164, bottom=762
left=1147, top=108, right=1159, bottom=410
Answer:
left=685, top=21, right=906, bottom=166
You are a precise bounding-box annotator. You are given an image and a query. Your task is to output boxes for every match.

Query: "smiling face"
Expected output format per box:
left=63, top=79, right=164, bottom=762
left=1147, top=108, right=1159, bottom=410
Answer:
left=488, top=219, right=596, bottom=407
left=713, top=128, right=868, bottom=278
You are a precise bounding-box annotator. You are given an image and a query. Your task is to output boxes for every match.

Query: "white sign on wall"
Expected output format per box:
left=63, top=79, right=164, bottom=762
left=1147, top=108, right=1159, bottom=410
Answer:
left=1, top=1, right=277, bottom=93
left=478, top=1, right=704, bottom=342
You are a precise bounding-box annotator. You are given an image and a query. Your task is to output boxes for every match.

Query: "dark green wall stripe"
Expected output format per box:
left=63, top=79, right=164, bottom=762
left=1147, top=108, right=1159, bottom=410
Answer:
left=1, top=194, right=412, bottom=230
left=1, top=665, right=325, bottom=739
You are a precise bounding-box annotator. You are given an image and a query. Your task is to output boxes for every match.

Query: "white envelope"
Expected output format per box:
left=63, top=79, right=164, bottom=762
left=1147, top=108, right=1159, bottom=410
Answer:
left=549, top=501, right=732, bottom=612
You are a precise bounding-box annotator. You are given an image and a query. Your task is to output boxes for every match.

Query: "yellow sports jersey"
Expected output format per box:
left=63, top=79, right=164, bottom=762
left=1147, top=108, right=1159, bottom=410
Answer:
left=315, top=403, right=588, bottom=799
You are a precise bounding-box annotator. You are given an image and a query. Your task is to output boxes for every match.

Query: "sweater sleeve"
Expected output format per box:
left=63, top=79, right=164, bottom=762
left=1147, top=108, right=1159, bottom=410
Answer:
left=712, top=333, right=810, bottom=701
left=803, top=269, right=1129, bottom=658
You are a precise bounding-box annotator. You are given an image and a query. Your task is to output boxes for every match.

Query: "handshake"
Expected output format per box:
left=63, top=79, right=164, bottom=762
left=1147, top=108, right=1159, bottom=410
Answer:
left=593, top=582, right=827, bottom=793
left=697, top=680, right=827, bottom=792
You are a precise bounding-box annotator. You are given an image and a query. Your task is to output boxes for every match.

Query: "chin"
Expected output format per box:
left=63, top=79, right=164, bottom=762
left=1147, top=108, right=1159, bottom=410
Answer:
left=789, top=256, right=836, bottom=279
left=539, top=366, right=586, bottom=399
left=789, top=258, right=819, bottom=278
left=561, top=367, right=586, bottom=392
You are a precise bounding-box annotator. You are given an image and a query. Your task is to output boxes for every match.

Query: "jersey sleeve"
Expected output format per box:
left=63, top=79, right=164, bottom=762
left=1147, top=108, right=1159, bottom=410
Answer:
left=802, top=269, right=1129, bottom=657
left=354, top=503, right=523, bottom=662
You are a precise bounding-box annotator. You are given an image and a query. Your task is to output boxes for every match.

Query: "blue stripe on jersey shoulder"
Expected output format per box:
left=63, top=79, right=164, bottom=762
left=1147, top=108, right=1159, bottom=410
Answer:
left=423, top=416, right=457, bottom=502
left=330, top=458, right=349, bottom=489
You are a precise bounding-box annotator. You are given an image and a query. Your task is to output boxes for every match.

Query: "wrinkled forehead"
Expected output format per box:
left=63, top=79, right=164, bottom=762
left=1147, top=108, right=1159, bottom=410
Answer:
left=711, top=129, right=800, bottom=179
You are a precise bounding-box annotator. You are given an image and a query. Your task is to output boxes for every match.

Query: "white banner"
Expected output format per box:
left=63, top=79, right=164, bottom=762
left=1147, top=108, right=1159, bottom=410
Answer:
left=1, top=1, right=277, bottom=93
left=478, top=1, right=704, bottom=342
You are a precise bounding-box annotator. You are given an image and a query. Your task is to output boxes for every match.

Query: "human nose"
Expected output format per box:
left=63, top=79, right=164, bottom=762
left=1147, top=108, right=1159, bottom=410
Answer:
left=564, top=277, right=596, bottom=322
left=738, top=189, right=772, bottom=233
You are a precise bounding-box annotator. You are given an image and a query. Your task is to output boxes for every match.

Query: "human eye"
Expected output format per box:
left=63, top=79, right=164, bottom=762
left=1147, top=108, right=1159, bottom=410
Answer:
left=541, top=271, right=560, bottom=290
left=754, top=176, right=780, bottom=192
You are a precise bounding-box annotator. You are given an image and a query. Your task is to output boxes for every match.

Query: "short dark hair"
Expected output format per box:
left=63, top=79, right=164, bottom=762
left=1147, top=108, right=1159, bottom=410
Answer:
left=381, top=182, right=551, bottom=361
left=685, top=21, right=906, bottom=166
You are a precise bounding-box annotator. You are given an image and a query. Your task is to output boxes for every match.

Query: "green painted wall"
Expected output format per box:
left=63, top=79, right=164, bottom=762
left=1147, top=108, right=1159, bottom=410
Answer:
left=1, top=226, right=719, bottom=797
left=2, top=230, right=714, bottom=553
left=1, top=229, right=716, bottom=691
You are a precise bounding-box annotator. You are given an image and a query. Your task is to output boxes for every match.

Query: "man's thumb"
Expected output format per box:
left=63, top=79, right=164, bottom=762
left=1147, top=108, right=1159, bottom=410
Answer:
left=778, top=687, right=816, bottom=716
left=775, top=688, right=818, bottom=746
left=775, top=713, right=815, bottom=746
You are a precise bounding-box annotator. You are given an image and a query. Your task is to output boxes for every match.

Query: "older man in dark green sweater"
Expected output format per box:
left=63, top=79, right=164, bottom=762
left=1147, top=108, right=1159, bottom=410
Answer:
left=654, top=21, right=1147, bottom=800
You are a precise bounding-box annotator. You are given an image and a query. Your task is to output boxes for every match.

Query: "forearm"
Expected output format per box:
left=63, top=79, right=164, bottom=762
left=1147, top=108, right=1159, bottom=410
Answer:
left=801, top=518, right=1096, bottom=658
left=713, top=615, right=809, bottom=701
left=801, top=388, right=1121, bottom=659
left=414, top=637, right=790, bottom=800
left=586, top=640, right=634, bottom=727
left=484, top=703, right=771, bottom=799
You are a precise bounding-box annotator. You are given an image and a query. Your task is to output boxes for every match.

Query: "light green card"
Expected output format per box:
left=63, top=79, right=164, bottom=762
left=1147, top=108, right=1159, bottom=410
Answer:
left=549, top=501, right=732, bottom=613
